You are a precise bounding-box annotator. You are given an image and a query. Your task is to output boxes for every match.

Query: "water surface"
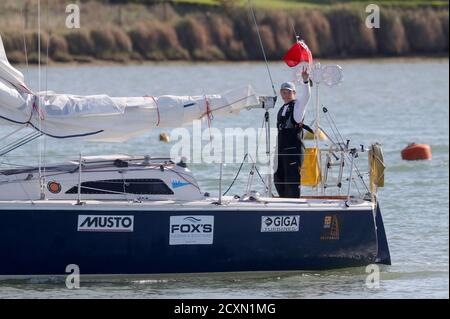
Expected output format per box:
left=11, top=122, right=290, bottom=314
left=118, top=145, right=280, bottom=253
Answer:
left=0, top=59, right=448, bottom=298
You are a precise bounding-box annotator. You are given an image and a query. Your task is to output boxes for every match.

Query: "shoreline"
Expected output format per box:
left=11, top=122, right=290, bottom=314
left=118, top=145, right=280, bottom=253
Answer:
left=13, top=56, right=450, bottom=68
left=2, top=3, right=448, bottom=66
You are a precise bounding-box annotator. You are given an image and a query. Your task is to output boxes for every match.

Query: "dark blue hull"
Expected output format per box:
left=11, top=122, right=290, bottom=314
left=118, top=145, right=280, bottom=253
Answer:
left=0, top=207, right=390, bottom=276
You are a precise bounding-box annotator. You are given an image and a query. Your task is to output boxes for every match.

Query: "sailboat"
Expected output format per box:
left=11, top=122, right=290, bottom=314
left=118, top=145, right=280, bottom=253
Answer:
left=0, top=28, right=391, bottom=278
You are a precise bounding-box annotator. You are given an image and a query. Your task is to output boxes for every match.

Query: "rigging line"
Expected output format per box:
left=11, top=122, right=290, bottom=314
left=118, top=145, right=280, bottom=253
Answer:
left=0, top=157, right=36, bottom=205
left=223, top=154, right=249, bottom=196
left=199, top=94, right=257, bottom=118
left=320, top=126, right=340, bottom=148
left=254, top=113, right=267, bottom=161
left=322, top=110, right=342, bottom=145
left=0, top=131, right=41, bottom=152
left=290, top=19, right=299, bottom=41
left=0, top=127, right=26, bottom=143
left=37, top=0, right=44, bottom=198
left=0, top=131, right=41, bottom=150
left=246, top=114, right=268, bottom=192
left=254, top=165, right=268, bottom=189
left=323, top=111, right=343, bottom=150
left=255, top=116, right=270, bottom=190
left=45, top=0, right=49, bottom=94
left=0, top=130, right=41, bottom=149
left=322, top=111, right=370, bottom=194
left=353, top=178, right=362, bottom=196
left=0, top=137, right=41, bottom=158
left=323, top=111, right=369, bottom=183
left=0, top=113, right=105, bottom=138
left=323, top=107, right=346, bottom=149
left=20, top=2, right=30, bottom=81
left=247, top=0, right=277, bottom=97
left=247, top=152, right=268, bottom=192
left=0, top=133, right=43, bottom=157
left=0, top=162, right=36, bottom=168
left=327, top=143, right=368, bottom=195
left=43, top=0, right=50, bottom=183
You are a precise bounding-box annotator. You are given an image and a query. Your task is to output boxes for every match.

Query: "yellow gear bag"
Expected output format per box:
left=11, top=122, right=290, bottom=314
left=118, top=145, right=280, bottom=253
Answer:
left=300, top=147, right=321, bottom=187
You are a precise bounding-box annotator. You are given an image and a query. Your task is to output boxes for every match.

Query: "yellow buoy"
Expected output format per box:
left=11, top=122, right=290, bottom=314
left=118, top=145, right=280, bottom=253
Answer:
left=159, top=133, right=170, bottom=143
left=304, top=127, right=328, bottom=141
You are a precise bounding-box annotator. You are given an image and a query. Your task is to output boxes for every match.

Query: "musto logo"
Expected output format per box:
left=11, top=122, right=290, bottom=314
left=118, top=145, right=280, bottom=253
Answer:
left=261, top=215, right=300, bottom=232
left=77, top=215, right=134, bottom=233
left=170, top=216, right=214, bottom=245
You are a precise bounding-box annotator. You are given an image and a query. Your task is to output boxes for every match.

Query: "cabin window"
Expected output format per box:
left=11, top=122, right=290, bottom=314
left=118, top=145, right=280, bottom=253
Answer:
left=65, top=179, right=174, bottom=195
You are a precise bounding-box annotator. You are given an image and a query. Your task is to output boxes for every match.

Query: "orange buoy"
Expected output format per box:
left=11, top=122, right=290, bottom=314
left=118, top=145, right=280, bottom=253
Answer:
left=401, top=143, right=432, bottom=161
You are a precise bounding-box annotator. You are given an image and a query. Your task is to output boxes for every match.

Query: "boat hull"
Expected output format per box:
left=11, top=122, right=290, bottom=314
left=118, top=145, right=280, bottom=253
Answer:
left=0, top=207, right=387, bottom=276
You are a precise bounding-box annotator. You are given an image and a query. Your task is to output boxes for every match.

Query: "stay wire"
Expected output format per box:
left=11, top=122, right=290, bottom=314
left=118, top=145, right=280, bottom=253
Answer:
left=247, top=0, right=277, bottom=96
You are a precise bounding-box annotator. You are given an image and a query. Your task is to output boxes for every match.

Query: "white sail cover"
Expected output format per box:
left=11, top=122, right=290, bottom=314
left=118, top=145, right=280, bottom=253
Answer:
left=0, top=35, right=261, bottom=142
left=0, top=35, right=26, bottom=89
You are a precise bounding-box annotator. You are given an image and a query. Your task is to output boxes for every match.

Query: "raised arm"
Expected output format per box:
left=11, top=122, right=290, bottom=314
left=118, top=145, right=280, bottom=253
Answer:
left=293, top=68, right=311, bottom=124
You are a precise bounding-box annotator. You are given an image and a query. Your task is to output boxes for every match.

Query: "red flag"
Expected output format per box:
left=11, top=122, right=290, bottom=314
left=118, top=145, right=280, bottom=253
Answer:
left=283, top=41, right=313, bottom=67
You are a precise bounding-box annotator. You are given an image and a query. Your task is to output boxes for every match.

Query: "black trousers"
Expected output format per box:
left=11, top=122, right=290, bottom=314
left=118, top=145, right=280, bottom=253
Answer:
left=274, top=144, right=305, bottom=198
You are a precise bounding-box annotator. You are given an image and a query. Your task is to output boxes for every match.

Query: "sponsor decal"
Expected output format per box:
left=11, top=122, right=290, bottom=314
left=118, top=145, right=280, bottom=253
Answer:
left=172, top=180, right=190, bottom=189
left=320, top=215, right=340, bottom=240
left=169, top=216, right=214, bottom=245
left=261, top=215, right=300, bottom=232
left=47, top=181, right=62, bottom=194
left=77, top=215, right=134, bottom=233
left=323, top=216, right=333, bottom=229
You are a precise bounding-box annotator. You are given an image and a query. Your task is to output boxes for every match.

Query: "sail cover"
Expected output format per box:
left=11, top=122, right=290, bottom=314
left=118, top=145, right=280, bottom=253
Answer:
left=0, top=36, right=260, bottom=142
left=0, top=35, right=26, bottom=89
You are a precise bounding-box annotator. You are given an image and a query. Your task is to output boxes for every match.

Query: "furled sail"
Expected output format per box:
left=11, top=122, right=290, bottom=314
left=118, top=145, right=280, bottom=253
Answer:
left=0, top=35, right=261, bottom=142
left=0, top=35, right=26, bottom=89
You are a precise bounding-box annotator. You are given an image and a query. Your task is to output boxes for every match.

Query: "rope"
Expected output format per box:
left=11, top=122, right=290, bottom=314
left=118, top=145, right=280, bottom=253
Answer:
left=145, top=96, right=161, bottom=127
left=0, top=113, right=104, bottom=139
left=223, top=153, right=268, bottom=197
left=203, top=95, right=214, bottom=142
left=223, top=154, right=248, bottom=196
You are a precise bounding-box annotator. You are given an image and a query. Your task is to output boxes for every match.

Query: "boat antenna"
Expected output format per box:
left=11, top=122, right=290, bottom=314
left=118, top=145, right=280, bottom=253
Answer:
left=291, top=20, right=299, bottom=42
left=247, top=0, right=277, bottom=97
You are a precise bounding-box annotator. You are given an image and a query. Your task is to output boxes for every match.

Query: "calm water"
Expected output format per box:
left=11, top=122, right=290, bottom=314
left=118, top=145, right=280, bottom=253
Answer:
left=0, top=59, right=448, bottom=298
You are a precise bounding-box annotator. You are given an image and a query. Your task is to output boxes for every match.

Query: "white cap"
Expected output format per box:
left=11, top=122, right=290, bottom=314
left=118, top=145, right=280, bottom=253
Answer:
left=280, top=82, right=296, bottom=92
